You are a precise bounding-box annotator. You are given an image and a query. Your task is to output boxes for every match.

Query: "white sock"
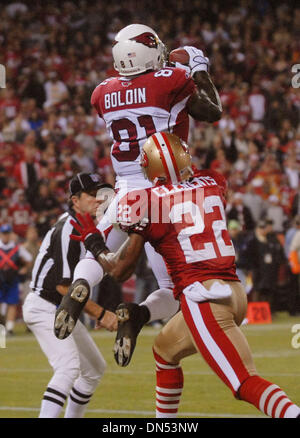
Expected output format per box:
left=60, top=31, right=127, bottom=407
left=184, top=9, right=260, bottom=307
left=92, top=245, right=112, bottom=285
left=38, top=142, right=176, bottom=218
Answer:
left=141, top=288, right=179, bottom=323
left=64, top=386, right=92, bottom=418
left=284, top=404, right=300, bottom=418
left=73, top=258, right=103, bottom=288
left=156, top=410, right=178, bottom=418
left=5, top=320, right=14, bottom=332
left=39, top=386, right=67, bottom=418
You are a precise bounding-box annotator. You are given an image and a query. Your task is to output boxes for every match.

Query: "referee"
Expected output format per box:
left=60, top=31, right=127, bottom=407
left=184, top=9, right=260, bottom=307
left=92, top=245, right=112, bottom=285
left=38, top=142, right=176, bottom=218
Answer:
left=22, top=172, right=117, bottom=418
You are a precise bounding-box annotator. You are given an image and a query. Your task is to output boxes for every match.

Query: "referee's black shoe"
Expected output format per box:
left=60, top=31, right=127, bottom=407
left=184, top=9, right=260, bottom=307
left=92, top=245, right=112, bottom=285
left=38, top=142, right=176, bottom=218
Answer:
left=54, top=279, right=90, bottom=339
left=113, top=302, right=150, bottom=367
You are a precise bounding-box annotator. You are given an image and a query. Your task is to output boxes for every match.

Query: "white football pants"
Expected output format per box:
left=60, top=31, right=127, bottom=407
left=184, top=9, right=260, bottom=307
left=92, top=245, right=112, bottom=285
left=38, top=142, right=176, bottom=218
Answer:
left=22, top=293, right=106, bottom=397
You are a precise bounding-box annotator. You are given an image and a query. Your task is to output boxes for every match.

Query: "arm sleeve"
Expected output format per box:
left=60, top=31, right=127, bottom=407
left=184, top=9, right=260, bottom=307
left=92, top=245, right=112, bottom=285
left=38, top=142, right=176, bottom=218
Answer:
left=91, top=85, right=103, bottom=118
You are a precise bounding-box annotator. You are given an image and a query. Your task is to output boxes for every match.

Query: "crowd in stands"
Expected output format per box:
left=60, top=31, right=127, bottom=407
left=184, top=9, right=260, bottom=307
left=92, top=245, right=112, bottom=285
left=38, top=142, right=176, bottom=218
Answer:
left=0, top=0, right=299, bottom=320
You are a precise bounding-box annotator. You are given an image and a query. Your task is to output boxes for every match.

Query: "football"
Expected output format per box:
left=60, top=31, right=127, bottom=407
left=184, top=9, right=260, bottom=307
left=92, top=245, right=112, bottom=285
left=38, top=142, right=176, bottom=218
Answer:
left=168, top=48, right=190, bottom=65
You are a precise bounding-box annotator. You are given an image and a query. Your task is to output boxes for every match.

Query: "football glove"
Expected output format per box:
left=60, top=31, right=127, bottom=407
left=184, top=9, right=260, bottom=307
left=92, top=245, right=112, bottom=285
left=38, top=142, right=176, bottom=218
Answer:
left=70, top=213, right=108, bottom=259
left=175, top=46, right=209, bottom=76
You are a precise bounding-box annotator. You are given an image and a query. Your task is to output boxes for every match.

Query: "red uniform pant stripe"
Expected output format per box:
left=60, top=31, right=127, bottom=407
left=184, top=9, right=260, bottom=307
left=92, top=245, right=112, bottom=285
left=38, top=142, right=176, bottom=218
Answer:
left=181, top=295, right=250, bottom=395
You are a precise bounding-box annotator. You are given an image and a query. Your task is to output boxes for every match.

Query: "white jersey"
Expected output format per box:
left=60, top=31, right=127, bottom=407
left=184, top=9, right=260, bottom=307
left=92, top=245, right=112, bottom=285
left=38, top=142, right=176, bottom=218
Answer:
left=91, top=67, right=196, bottom=190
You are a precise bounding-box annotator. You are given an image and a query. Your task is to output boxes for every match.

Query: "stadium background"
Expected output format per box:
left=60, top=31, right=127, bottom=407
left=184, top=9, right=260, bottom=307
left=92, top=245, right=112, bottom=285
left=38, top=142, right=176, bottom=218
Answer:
left=0, top=0, right=299, bottom=418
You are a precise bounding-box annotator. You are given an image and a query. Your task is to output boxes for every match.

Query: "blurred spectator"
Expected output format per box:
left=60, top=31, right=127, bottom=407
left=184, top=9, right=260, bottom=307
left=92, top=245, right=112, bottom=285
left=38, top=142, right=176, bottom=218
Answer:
left=245, top=219, right=286, bottom=312
left=243, top=182, right=266, bottom=224
left=13, top=144, right=41, bottom=196
left=291, top=186, right=300, bottom=218
left=228, top=219, right=251, bottom=290
left=5, top=2, right=28, bottom=17
left=72, top=146, right=94, bottom=173
left=248, top=85, right=266, bottom=126
left=31, top=183, right=61, bottom=237
left=285, top=216, right=300, bottom=259
left=226, top=192, right=255, bottom=231
left=96, top=143, right=115, bottom=186
left=265, top=195, right=287, bottom=233
left=8, top=189, right=33, bottom=239
left=19, top=225, right=40, bottom=304
left=43, top=71, right=69, bottom=110
left=284, top=156, right=299, bottom=190
left=0, top=224, right=32, bottom=335
left=0, top=87, right=20, bottom=120
left=21, top=226, right=40, bottom=265
left=0, top=196, right=9, bottom=226
left=0, top=165, right=6, bottom=194
left=286, top=219, right=300, bottom=315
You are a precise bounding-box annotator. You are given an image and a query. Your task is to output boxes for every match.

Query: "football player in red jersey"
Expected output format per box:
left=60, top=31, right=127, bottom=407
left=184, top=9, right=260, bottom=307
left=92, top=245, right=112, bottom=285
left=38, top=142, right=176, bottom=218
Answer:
left=57, top=133, right=300, bottom=419
left=88, top=23, right=222, bottom=332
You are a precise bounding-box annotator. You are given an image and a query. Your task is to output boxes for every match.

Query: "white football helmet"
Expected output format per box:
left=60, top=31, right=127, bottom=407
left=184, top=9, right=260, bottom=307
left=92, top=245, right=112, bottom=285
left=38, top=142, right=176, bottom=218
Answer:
left=112, top=24, right=167, bottom=76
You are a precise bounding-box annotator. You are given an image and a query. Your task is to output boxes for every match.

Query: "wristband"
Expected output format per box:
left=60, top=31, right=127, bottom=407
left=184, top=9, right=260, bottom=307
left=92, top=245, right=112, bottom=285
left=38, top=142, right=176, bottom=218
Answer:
left=97, top=308, right=106, bottom=321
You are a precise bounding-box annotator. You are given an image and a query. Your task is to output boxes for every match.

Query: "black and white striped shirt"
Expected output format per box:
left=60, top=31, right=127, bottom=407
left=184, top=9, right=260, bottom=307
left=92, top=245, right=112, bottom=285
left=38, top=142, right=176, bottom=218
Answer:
left=30, top=211, right=85, bottom=305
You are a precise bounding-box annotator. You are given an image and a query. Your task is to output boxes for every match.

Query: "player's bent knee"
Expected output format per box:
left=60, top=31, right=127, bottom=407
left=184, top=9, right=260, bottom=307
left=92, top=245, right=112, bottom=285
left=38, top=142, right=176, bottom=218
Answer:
left=53, top=355, right=81, bottom=382
left=153, top=333, right=177, bottom=365
left=65, top=366, right=81, bottom=383
left=80, top=357, right=107, bottom=386
left=82, top=371, right=104, bottom=389
left=52, top=368, right=81, bottom=392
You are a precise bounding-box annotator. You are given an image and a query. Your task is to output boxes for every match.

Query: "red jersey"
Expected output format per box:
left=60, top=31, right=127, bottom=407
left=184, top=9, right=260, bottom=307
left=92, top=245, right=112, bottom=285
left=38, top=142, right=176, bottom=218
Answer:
left=91, top=68, right=196, bottom=184
left=8, top=203, right=32, bottom=238
left=118, top=169, right=238, bottom=299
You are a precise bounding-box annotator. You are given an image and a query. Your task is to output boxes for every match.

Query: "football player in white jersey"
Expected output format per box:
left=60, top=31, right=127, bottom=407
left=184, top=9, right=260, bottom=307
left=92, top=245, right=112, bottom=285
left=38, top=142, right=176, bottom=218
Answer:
left=54, top=24, right=222, bottom=340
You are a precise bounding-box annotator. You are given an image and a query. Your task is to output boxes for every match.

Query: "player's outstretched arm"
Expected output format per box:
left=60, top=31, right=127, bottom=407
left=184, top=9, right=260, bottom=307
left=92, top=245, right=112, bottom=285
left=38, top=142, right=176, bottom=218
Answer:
left=98, top=233, right=145, bottom=282
left=171, top=46, right=222, bottom=122
left=69, top=212, right=145, bottom=282
left=188, top=70, right=222, bottom=122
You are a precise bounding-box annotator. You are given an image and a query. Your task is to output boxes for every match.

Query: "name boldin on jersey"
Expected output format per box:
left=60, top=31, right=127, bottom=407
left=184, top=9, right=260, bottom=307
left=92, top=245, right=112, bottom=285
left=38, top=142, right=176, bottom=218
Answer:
left=104, top=88, right=146, bottom=109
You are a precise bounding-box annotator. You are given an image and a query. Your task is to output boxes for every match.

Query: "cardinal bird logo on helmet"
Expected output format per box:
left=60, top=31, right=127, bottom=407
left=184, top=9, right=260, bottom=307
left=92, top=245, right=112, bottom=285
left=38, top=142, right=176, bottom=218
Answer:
left=130, top=32, right=159, bottom=48
left=112, top=24, right=167, bottom=76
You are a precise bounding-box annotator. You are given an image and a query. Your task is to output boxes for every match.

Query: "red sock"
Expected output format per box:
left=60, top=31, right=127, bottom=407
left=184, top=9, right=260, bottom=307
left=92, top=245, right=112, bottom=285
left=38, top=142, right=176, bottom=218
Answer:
left=239, top=375, right=300, bottom=418
left=153, top=349, right=183, bottom=418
